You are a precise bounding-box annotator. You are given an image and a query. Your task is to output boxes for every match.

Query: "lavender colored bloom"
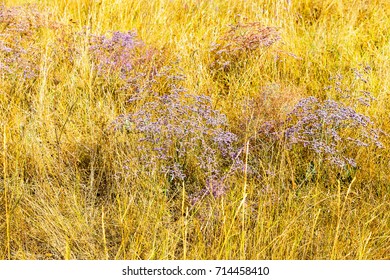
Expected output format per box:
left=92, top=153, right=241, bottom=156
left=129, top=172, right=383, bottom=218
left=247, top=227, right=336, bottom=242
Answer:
left=113, top=92, right=240, bottom=192
left=284, top=97, right=384, bottom=168
left=325, top=67, right=377, bottom=107
left=0, top=4, right=53, bottom=81
left=0, top=4, right=54, bottom=35
left=89, top=31, right=144, bottom=77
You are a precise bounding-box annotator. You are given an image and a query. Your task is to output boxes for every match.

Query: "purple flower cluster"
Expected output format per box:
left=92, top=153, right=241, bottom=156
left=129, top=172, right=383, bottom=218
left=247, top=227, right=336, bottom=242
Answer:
left=0, top=40, right=39, bottom=80
left=0, top=4, right=53, bottom=35
left=0, top=5, right=50, bottom=80
left=113, top=92, right=240, bottom=193
left=284, top=97, right=384, bottom=168
left=325, top=66, right=377, bottom=107
left=89, top=31, right=144, bottom=78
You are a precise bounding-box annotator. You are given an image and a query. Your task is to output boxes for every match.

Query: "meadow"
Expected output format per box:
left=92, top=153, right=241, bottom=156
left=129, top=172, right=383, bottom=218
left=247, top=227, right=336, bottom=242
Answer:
left=0, top=0, right=389, bottom=259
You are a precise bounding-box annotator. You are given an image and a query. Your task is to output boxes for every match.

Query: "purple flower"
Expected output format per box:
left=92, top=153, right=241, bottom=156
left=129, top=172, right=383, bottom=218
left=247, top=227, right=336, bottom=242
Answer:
left=114, top=91, right=238, bottom=195
left=0, top=4, right=53, bottom=81
left=89, top=31, right=144, bottom=77
left=113, top=92, right=240, bottom=192
left=283, top=97, right=384, bottom=168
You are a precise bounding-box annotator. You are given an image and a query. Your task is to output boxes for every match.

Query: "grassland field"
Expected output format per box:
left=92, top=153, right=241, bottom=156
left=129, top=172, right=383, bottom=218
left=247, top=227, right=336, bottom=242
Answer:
left=0, top=0, right=389, bottom=259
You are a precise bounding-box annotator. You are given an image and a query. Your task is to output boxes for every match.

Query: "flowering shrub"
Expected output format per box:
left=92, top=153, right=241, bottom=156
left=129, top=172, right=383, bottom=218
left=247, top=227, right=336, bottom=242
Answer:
left=113, top=92, right=240, bottom=195
left=87, top=29, right=171, bottom=98
left=324, top=66, right=376, bottom=108
left=89, top=28, right=243, bottom=197
left=210, top=23, right=280, bottom=72
left=284, top=97, right=384, bottom=168
left=89, top=31, right=145, bottom=78
left=0, top=4, right=58, bottom=81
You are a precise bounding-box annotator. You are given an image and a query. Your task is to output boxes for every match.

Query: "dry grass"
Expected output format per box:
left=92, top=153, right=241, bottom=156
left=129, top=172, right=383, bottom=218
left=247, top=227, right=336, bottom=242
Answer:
left=0, top=0, right=389, bottom=260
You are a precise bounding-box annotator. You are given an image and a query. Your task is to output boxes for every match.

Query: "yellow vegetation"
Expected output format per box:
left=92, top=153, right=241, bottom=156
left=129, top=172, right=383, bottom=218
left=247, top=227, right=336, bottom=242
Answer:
left=0, top=0, right=389, bottom=259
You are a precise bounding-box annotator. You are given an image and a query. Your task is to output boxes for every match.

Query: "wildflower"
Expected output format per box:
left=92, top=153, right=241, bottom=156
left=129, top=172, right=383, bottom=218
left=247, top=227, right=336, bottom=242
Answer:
left=89, top=31, right=144, bottom=77
left=284, top=97, right=384, bottom=168
left=113, top=92, right=239, bottom=193
left=210, top=23, right=280, bottom=72
left=0, top=4, right=58, bottom=81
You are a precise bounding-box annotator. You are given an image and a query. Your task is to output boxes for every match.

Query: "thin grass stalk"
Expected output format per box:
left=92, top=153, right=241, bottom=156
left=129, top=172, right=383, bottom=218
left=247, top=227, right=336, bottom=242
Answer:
left=3, top=124, right=10, bottom=260
left=331, top=177, right=356, bottom=259
left=181, top=182, right=187, bottom=260
left=102, top=206, right=109, bottom=260
left=240, top=139, right=250, bottom=259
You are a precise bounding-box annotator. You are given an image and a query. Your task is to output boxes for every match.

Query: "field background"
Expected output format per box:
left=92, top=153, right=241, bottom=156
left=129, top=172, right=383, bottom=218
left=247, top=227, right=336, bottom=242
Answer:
left=1, top=0, right=389, bottom=259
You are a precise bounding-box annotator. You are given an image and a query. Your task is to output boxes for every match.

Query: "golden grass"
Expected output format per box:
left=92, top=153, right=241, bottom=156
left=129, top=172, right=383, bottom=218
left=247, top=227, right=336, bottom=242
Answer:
left=0, top=0, right=389, bottom=259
